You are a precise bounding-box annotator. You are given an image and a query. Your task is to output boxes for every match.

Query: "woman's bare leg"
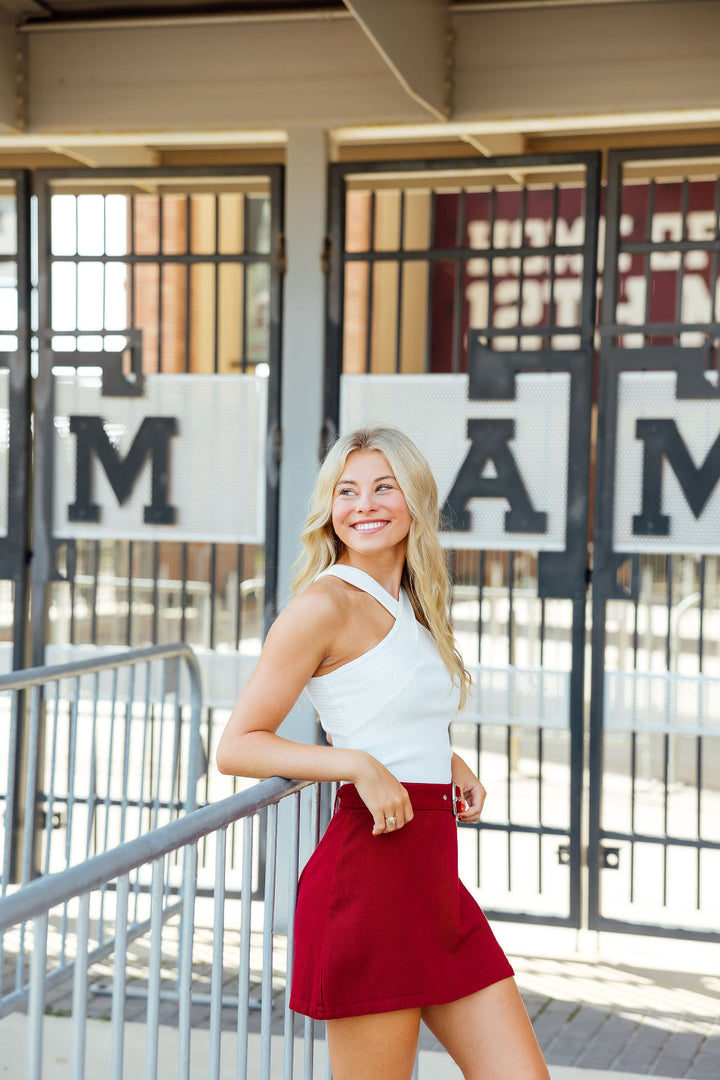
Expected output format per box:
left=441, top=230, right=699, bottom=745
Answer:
left=422, top=977, right=550, bottom=1080
left=326, top=1007, right=422, bottom=1080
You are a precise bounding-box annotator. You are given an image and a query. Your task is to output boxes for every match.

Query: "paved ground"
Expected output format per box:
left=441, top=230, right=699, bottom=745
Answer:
left=501, top=925, right=720, bottom=1079
left=6, top=921, right=716, bottom=1079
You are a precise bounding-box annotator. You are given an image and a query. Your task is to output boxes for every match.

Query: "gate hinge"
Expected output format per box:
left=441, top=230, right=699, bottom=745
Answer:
left=320, top=236, right=332, bottom=276
left=271, top=423, right=282, bottom=463
left=276, top=234, right=287, bottom=275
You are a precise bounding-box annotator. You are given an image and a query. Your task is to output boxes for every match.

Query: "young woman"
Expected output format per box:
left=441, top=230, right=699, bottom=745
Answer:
left=216, top=427, right=550, bottom=1080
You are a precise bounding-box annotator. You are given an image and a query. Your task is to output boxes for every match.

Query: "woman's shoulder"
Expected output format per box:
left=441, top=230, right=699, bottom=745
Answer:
left=276, top=574, right=350, bottom=636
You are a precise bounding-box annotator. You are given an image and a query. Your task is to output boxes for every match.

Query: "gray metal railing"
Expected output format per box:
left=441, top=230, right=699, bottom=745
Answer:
left=0, top=644, right=204, bottom=1018
left=0, top=776, right=333, bottom=1080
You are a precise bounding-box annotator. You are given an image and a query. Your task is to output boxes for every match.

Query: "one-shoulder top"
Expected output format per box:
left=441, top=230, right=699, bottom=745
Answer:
left=304, top=564, right=458, bottom=783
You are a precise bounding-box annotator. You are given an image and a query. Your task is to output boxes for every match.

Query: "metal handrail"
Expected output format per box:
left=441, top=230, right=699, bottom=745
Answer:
left=0, top=776, right=310, bottom=934
left=0, top=642, right=202, bottom=695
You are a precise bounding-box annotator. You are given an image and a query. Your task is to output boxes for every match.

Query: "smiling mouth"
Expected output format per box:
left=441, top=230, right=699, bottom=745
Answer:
left=352, top=521, right=388, bottom=533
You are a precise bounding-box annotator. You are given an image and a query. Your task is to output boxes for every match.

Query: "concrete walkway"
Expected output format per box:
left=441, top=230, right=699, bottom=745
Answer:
left=0, top=1015, right=683, bottom=1080
left=1, top=923, right=717, bottom=1079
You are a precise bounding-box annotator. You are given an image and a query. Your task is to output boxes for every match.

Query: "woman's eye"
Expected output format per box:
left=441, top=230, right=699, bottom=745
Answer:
left=377, top=484, right=392, bottom=492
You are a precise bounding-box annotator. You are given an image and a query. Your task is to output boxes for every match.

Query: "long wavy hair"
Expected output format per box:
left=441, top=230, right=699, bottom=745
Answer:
left=292, top=427, right=471, bottom=709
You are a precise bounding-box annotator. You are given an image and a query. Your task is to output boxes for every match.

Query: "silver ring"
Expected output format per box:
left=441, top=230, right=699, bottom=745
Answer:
left=385, top=816, right=397, bottom=828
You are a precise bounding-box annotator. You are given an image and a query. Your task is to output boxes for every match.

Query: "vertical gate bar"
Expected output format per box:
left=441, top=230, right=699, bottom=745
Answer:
left=110, top=872, right=130, bottom=1080
left=451, top=189, right=466, bottom=374
left=139, top=658, right=154, bottom=854
left=99, top=666, right=120, bottom=940
left=5, top=170, right=32, bottom=896
left=126, top=540, right=134, bottom=647
left=236, top=814, right=254, bottom=1080
left=629, top=730, right=637, bottom=903
left=43, top=681, right=62, bottom=879
left=209, top=829, right=226, bottom=1080
left=696, top=556, right=706, bottom=909
left=662, top=553, right=673, bottom=906
left=214, top=194, right=220, bottom=375
left=65, top=675, right=81, bottom=867
left=506, top=719, right=512, bottom=892
left=569, top=149, right=601, bottom=934
left=486, top=187, right=496, bottom=340
left=264, top=158, right=284, bottom=617
left=260, top=802, right=279, bottom=1079
left=178, top=841, right=198, bottom=1080
left=2, top=691, right=19, bottom=897
left=507, top=552, right=515, bottom=665
left=696, top=737, right=703, bottom=910
left=506, top=552, right=515, bottom=891
left=120, top=663, right=136, bottom=843
left=588, top=148, right=625, bottom=931
left=515, top=185, right=528, bottom=349
left=476, top=550, right=484, bottom=660
left=366, top=193, right=376, bottom=374
left=145, top=856, right=164, bottom=1080
left=151, top=542, right=160, bottom=646
left=642, top=180, right=656, bottom=343
left=675, top=178, right=690, bottom=334
left=547, top=185, right=559, bottom=350
left=241, top=196, right=249, bottom=371
left=21, top=684, right=42, bottom=885
left=567, top=591, right=588, bottom=929
left=662, top=729, right=670, bottom=907
left=158, top=195, right=164, bottom=370
left=152, top=659, right=169, bottom=830
left=423, top=190, right=436, bottom=373
left=27, top=911, right=48, bottom=1080
left=86, top=672, right=100, bottom=860
left=708, top=181, right=720, bottom=348
left=70, top=890, right=90, bottom=1080
left=235, top=543, right=244, bottom=650
left=395, top=191, right=405, bottom=373
left=537, top=727, right=544, bottom=893
left=283, top=792, right=301, bottom=1080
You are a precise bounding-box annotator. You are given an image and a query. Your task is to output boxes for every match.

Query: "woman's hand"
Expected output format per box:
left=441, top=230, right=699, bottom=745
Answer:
left=352, top=752, right=414, bottom=836
left=452, top=753, right=486, bottom=823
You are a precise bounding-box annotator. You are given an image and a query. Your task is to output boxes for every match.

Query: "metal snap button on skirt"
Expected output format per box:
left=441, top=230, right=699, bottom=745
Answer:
left=289, top=782, right=514, bottom=1020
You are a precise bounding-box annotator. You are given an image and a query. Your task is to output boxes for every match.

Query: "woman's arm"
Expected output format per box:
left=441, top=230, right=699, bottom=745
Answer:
left=215, top=586, right=413, bottom=834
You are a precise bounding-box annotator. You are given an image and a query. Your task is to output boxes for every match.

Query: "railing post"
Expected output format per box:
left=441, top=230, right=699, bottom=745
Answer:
left=27, top=911, right=48, bottom=1080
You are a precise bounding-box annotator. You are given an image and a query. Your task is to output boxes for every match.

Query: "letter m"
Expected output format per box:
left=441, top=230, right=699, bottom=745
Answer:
left=633, top=419, right=720, bottom=535
left=68, top=416, right=178, bottom=525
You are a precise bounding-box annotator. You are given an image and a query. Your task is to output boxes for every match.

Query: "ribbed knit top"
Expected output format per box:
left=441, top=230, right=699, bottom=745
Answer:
left=304, top=564, right=458, bottom=783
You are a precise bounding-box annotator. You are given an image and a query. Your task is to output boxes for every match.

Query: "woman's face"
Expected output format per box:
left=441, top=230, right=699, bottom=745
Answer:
left=331, top=450, right=412, bottom=559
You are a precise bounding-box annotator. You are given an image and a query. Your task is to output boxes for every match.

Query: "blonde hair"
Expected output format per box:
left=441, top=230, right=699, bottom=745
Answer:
left=292, top=427, right=471, bottom=709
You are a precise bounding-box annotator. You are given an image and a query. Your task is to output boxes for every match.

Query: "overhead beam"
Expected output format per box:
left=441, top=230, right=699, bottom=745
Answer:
left=50, top=144, right=162, bottom=167
left=344, top=0, right=451, bottom=120
left=453, top=1, right=720, bottom=122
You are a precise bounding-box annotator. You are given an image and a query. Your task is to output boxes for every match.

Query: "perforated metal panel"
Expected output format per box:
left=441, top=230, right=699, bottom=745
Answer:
left=341, top=371, right=570, bottom=551
left=52, top=373, right=267, bottom=543
left=614, top=371, right=720, bottom=554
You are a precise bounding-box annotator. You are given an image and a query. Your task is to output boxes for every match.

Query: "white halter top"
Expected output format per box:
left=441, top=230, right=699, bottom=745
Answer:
left=304, top=564, right=458, bottom=783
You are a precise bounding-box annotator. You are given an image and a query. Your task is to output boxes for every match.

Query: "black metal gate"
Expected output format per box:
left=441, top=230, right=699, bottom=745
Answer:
left=590, top=146, right=720, bottom=940
left=325, top=153, right=601, bottom=928
left=2, top=165, right=285, bottom=882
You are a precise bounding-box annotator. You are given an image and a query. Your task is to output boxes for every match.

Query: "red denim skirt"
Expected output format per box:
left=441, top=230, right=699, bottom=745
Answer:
left=289, top=781, right=514, bottom=1020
